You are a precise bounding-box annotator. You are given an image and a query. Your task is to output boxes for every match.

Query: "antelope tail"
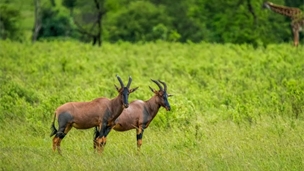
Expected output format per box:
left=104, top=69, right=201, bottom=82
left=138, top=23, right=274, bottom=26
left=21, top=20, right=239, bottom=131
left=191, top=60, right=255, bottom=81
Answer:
left=131, top=124, right=140, bottom=130
left=50, top=112, right=57, bottom=137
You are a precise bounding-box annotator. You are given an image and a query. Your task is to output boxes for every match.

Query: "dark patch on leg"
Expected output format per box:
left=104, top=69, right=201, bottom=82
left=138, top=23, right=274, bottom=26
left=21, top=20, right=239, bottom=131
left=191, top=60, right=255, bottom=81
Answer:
left=136, top=129, right=144, bottom=140
left=50, top=122, right=58, bottom=137
left=143, top=107, right=150, bottom=128
left=94, top=127, right=99, bottom=140
left=102, top=109, right=111, bottom=123
left=56, top=112, right=73, bottom=138
left=137, top=132, right=143, bottom=140
left=55, top=132, right=66, bottom=139
left=58, top=112, right=73, bottom=128
left=98, top=122, right=107, bottom=138
left=137, top=129, right=144, bottom=151
left=104, top=126, right=112, bottom=138
left=93, top=127, right=99, bottom=149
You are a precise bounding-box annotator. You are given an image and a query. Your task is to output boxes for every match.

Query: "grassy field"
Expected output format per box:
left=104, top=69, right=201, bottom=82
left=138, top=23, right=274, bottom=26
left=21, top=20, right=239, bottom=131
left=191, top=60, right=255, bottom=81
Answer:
left=1, top=41, right=304, bottom=170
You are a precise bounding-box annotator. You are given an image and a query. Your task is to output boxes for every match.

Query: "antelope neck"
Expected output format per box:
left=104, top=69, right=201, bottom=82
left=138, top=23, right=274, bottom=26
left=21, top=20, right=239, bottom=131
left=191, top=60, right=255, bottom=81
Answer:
left=109, top=95, right=124, bottom=119
left=145, top=96, right=161, bottom=117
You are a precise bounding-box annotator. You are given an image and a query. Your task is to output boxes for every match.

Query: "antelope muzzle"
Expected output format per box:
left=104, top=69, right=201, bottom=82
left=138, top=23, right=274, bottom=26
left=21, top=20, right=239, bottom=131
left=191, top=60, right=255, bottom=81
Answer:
left=123, top=103, right=129, bottom=108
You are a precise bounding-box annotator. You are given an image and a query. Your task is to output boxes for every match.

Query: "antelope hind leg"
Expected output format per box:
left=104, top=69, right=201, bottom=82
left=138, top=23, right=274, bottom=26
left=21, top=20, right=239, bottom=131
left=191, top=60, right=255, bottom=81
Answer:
left=52, top=136, right=59, bottom=152
left=56, top=138, right=63, bottom=155
left=136, top=128, right=144, bottom=152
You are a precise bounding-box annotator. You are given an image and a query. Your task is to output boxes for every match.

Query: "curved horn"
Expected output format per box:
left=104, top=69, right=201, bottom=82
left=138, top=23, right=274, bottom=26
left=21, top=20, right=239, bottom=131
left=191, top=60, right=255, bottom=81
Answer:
left=149, top=86, right=154, bottom=92
left=158, top=80, right=167, bottom=91
left=151, top=79, right=163, bottom=91
left=116, top=75, right=124, bottom=88
left=126, top=76, right=132, bottom=88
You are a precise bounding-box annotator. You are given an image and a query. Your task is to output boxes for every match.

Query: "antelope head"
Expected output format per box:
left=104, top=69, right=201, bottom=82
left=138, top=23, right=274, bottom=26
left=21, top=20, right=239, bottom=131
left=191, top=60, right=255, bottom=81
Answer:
left=149, top=79, right=172, bottom=111
left=115, top=75, right=138, bottom=108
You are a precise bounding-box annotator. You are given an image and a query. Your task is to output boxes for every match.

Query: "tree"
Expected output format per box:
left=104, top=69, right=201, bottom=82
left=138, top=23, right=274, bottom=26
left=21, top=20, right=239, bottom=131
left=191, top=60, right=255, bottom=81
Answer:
left=105, top=1, right=172, bottom=42
left=0, top=4, right=23, bottom=41
left=62, top=0, right=77, bottom=16
left=36, top=7, right=77, bottom=40
left=32, top=0, right=42, bottom=42
left=66, top=0, right=106, bottom=46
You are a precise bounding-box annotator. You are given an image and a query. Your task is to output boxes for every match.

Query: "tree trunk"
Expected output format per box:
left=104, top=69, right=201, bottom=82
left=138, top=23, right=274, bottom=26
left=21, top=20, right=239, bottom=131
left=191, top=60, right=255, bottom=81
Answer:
left=246, top=0, right=257, bottom=25
left=32, top=0, right=41, bottom=43
left=93, top=0, right=105, bottom=47
left=73, top=0, right=106, bottom=47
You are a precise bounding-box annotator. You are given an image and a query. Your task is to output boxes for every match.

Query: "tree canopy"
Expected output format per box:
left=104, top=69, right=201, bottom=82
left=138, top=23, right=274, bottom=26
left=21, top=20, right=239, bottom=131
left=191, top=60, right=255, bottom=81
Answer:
left=0, top=0, right=303, bottom=46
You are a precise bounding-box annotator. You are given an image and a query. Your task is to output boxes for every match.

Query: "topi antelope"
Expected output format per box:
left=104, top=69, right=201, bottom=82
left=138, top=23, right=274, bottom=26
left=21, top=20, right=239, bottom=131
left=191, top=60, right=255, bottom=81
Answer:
left=50, top=75, right=138, bottom=154
left=111, top=79, right=172, bottom=151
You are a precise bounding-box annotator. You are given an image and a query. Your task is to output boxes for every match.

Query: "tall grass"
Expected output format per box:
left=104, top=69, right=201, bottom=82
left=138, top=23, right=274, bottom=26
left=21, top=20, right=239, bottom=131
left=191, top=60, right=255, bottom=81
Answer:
left=0, top=41, right=304, bottom=170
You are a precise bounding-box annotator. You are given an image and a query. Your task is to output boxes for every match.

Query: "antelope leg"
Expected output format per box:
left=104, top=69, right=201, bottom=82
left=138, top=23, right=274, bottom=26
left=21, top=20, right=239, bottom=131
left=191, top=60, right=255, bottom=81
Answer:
left=136, top=128, right=144, bottom=150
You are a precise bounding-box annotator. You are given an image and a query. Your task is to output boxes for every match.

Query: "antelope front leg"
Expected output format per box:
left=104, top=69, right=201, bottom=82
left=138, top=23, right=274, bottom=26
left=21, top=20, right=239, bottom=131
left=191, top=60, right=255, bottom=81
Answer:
left=136, top=127, right=144, bottom=152
left=52, top=136, right=59, bottom=152
left=95, top=123, right=107, bottom=153
left=93, top=127, right=99, bottom=149
left=52, top=133, right=65, bottom=155
left=98, top=125, right=113, bottom=151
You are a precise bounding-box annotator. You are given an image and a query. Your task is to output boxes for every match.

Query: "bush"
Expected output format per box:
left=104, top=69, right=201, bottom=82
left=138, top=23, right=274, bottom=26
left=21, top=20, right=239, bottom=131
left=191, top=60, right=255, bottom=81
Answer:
left=106, top=1, right=173, bottom=43
left=0, top=4, right=24, bottom=41
left=37, top=7, right=79, bottom=40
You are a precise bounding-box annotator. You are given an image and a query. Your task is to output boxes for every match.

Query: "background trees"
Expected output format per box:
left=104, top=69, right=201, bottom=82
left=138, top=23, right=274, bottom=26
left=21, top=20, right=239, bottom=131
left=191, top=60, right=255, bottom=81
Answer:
left=0, top=3, right=24, bottom=41
left=0, top=0, right=303, bottom=46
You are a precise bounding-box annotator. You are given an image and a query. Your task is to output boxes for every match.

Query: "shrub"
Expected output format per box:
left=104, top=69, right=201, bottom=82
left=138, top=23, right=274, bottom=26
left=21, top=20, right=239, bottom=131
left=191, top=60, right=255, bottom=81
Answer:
left=106, top=1, right=172, bottom=43
left=37, top=7, right=79, bottom=40
left=0, top=4, right=24, bottom=41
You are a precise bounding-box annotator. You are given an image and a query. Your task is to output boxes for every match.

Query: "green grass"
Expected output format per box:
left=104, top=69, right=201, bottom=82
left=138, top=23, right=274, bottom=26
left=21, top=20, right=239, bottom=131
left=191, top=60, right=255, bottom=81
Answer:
left=0, top=40, right=304, bottom=170
left=1, top=117, right=304, bottom=170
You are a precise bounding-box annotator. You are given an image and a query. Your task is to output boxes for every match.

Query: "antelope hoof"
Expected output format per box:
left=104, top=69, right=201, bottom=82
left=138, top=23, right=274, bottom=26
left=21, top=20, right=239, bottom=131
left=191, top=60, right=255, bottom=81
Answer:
left=57, top=146, right=62, bottom=155
left=93, top=140, right=98, bottom=149
left=52, top=143, right=56, bottom=152
left=96, top=145, right=105, bottom=153
left=95, top=138, right=104, bottom=153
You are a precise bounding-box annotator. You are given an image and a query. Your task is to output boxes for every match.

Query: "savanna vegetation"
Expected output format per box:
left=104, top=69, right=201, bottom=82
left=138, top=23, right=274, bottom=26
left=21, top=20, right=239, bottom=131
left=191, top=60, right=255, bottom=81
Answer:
left=0, top=0, right=304, bottom=46
left=1, top=40, right=304, bottom=170
left=1, top=0, right=304, bottom=170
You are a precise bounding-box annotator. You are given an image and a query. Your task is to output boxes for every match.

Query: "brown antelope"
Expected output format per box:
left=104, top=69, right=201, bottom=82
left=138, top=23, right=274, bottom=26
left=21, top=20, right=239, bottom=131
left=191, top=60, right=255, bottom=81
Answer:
left=50, top=75, right=138, bottom=154
left=110, top=79, right=172, bottom=151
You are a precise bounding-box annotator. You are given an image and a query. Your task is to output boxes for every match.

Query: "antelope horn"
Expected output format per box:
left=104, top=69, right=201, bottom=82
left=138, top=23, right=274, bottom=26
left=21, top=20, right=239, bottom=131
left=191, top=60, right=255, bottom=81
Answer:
left=158, top=80, right=167, bottom=91
left=126, top=76, right=132, bottom=88
left=151, top=79, right=163, bottom=91
left=116, top=75, right=124, bottom=88
left=149, top=86, right=154, bottom=92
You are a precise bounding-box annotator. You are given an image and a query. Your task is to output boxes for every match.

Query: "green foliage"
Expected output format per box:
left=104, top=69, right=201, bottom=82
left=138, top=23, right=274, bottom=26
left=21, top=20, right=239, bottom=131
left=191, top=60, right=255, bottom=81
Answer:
left=38, top=7, right=79, bottom=40
left=106, top=1, right=172, bottom=42
left=62, top=0, right=77, bottom=8
left=1, top=0, right=303, bottom=45
left=0, top=4, right=24, bottom=41
left=1, top=116, right=304, bottom=170
left=61, top=0, right=77, bottom=15
left=1, top=41, right=304, bottom=170
left=0, top=77, right=40, bottom=122
left=283, top=79, right=304, bottom=118
left=1, top=41, right=303, bottom=126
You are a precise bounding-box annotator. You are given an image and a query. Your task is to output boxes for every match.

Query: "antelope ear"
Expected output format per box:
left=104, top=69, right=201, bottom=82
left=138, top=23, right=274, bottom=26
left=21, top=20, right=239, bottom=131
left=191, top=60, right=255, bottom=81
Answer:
left=130, top=87, right=139, bottom=93
left=168, top=94, right=173, bottom=97
left=114, top=84, right=120, bottom=91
